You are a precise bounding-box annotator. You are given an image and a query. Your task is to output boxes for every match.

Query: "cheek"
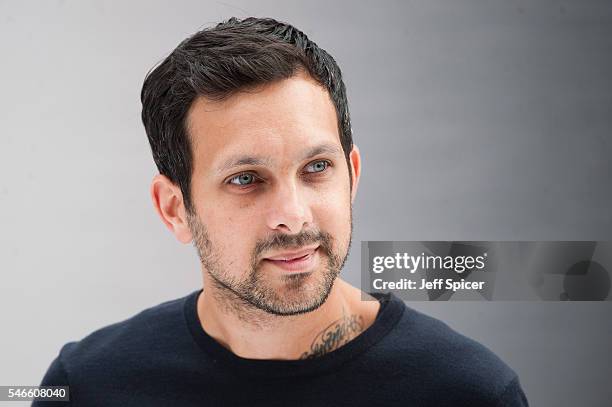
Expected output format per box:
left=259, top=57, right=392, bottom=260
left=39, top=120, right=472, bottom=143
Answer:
left=198, top=189, right=256, bottom=234
left=315, top=190, right=352, bottom=240
left=200, top=213, right=258, bottom=273
left=190, top=186, right=262, bottom=275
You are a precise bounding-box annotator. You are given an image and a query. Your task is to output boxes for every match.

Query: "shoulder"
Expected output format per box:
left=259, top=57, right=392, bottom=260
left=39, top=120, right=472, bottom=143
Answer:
left=49, top=292, right=196, bottom=381
left=370, top=296, right=528, bottom=405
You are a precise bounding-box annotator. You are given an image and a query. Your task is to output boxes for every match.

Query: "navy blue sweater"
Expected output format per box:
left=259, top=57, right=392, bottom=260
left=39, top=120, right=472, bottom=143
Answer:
left=35, top=290, right=528, bottom=406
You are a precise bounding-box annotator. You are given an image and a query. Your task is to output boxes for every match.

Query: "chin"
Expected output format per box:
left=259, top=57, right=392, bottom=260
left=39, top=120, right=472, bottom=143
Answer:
left=261, top=273, right=337, bottom=316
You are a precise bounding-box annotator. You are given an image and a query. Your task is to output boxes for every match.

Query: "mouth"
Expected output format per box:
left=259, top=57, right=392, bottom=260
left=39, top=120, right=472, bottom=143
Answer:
left=263, top=246, right=320, bottom=272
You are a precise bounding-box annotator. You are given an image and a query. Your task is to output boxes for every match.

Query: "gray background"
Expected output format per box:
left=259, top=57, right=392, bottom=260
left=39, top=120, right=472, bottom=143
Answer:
left=1, top=0, right=611, bottom=405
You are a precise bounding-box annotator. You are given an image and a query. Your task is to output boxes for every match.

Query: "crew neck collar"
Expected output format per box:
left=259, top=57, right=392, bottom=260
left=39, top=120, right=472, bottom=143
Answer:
left=183, top=288, right=406, bottom=378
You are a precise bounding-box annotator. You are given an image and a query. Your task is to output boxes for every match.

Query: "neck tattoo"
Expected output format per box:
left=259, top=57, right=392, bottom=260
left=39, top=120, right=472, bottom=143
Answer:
left=300, top=308, right=365, bottom=359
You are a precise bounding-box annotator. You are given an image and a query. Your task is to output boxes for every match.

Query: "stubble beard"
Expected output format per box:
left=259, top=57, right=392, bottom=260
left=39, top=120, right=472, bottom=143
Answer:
left=186, top=209, right=353, bottom=318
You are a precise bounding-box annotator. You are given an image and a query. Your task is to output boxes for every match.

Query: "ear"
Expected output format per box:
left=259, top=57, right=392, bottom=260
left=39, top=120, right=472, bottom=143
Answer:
left=150, top=174, right=194, bottom=244
left=349, top=144, right=361, bottom=203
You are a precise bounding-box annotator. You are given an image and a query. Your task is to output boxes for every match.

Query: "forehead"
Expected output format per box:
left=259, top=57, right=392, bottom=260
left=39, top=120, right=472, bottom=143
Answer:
left=186, top=72, right=342, bottom=172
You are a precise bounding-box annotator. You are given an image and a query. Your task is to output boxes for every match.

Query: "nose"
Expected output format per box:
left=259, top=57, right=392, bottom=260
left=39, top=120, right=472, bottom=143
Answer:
left=265, top=180, right=313, bottom=234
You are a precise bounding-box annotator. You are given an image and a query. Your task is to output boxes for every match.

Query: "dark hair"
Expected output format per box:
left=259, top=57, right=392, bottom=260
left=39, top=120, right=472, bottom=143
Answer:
left=141, top=17, right=353, bottom=214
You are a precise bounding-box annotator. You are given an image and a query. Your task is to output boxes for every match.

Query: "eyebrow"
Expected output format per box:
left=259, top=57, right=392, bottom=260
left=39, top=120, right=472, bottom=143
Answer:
left=214, top=143, right=343, bottom=175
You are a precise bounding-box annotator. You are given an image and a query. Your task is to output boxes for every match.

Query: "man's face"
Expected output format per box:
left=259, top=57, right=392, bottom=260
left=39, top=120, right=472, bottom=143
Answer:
left=184, top=71, right=358, bottom=316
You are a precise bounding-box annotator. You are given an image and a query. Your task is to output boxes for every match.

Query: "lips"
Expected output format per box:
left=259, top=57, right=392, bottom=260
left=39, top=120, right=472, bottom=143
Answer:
left=264, top=246, right=319, bottom=261
left=262, top=246, right=319, bottom=273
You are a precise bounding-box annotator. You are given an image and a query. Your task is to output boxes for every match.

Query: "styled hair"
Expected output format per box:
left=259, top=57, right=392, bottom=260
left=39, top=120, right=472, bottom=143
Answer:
left=141, top=17, right=353, bottom=214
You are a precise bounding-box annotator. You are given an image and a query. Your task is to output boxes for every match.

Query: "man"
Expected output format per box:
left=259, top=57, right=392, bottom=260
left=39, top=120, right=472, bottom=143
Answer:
left=36, top=17, right=528, bottom=406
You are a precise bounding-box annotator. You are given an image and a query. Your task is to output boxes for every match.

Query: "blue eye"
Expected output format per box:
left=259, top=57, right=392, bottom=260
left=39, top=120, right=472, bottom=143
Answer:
left=305, top=160, right=330, bottom=173
left=229, top=173, right=257, bottom=186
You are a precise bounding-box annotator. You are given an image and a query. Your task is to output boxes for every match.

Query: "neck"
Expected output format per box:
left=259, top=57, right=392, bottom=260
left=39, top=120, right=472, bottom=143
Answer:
left=197, top=277, right=379, bottom=360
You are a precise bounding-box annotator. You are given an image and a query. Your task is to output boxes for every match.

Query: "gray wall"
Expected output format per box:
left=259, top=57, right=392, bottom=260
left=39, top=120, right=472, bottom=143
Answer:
left=1, top=1, right=611, bottom=405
